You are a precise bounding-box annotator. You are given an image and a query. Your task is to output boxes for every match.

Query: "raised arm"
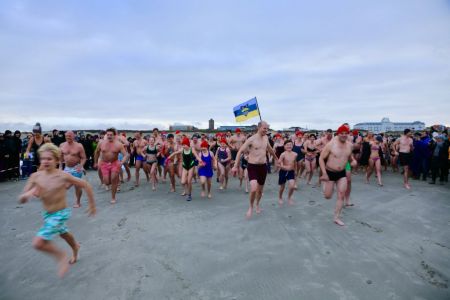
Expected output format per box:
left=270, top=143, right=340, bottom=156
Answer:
left=25, top=136, right=34, bottom=157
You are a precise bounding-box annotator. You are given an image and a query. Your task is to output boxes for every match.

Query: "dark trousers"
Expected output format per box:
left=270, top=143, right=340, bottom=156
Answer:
left=430, top=157, right=446, bottom=182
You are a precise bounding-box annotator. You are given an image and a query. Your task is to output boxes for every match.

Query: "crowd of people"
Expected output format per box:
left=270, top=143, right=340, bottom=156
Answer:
left=8, top=121, right=450, bottom=277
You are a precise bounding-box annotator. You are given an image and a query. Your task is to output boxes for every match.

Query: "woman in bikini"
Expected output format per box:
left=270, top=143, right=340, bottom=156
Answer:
left=144, top=137, right=158, bottom=191
left=366, top=135, right=383, bottom=186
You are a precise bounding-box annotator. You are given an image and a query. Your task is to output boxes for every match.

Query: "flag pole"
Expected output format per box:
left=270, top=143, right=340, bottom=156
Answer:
left=255, top=97, right=262, bottom=121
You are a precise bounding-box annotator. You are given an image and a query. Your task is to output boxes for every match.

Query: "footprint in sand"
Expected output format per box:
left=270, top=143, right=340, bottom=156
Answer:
left=420, top=261, right=448, bottom=289
left=117, top=217, right=127, bottom=227
left=308, top=200, right=316, bottom=205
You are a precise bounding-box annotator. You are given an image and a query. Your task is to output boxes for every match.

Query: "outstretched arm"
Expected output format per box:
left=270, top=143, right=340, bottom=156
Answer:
left=18, top=174, right=38, bottom=203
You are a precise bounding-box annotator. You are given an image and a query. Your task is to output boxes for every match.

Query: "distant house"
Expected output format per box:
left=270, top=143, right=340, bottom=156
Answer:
left=217, top=125, right=257, bottom=132
left=169, top=125, right=198, bottom=131
left=283, top=126, right=309, bottom=132
left=354, top=117, right=425, bottom=133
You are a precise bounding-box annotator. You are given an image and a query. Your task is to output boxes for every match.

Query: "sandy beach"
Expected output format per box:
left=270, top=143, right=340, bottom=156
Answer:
left=0, top=170, right=449, bottom=300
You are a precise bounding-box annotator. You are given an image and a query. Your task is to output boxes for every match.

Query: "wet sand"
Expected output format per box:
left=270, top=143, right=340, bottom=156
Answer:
left=0, top=170, right=449, bottom=300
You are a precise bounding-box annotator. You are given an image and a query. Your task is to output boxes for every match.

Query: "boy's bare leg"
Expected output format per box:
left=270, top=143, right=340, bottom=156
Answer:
left=278, top=184, right=285, bottom=206
left=287, top=180, right=295, bottom=205
left=33, top=237, right=69, bottom=278
left=60, top=232, right=80, bottom=264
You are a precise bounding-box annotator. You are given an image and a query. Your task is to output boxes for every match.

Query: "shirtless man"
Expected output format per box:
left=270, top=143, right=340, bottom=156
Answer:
left=229, top=128, right=246, bottom=165
left=94, top=128, right=128, bottom=204
left=59, top=131, right=87, bottom=208
left=133, top=132, right=148, bottom=187
left=319, top=124, right=357, bottom=226
left=315, top=129, right=334, bottom=185
left=232, top=121, right=278, bottom=219
left=394, top=128, right=414, bottom=189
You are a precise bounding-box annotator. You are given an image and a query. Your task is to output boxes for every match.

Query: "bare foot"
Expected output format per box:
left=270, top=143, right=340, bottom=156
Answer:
left=245, top=207, right=253, bottom=219
left=334, top=219, right=345, bottom=226
left=170, top=188, right=175, bottom=193
left=278, top=198, right=283, bottom=206
left=307, top=181, right=311, bottom=185
left=180, top=192, right=186, bottom=196
left=105, top=185, right=110, bottom=191
left=201, top=191, right=205, bottom=197
left=58, top=253, right=70, bottom=278
left=117, top=185, right=121, bottom=192
left=69, top=244, right=80, bottom=264
left=219, top=186, right=224, bottom=190
left=152, top=186, right=156, bottom=191
left=404, top=183, right=411, bottom=190
left=134, top=183, right=139, bottom=187
left=73, top=203, right=81, bottom=208
left=256, top=206, right=262, bottom=214
left=294, top=184, right=298, bottom=190
left=207, top=193, right=212, bottom=199
left=288, top=199, right=294, bottom=206
left=110, top=199, right=116, bottom=204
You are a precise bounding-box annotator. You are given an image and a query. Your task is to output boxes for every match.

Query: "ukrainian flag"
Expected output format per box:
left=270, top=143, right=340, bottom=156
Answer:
left=233, top=97, right=260, bottom=122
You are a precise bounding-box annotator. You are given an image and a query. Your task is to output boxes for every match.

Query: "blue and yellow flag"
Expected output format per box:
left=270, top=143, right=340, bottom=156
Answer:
left=233, top=97, right=260, bottom=122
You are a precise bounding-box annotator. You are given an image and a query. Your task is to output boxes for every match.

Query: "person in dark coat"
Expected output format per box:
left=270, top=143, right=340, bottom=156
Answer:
left=429, top=135, right=449, bottom=184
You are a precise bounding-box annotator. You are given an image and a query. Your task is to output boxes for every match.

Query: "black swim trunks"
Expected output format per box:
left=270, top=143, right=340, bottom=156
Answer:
left=326, top=168, right=346, bottom=182
left=247, top=163, right=267, bottom=185
left=278, top=170, right=295, bottom=185
left=398, top=152, right=412, bottom=166
left=231, top=149, right=238, bottom=161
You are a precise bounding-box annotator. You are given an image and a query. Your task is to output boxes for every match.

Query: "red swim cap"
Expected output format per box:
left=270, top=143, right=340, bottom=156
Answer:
left=352, top=129, right=358, bottom=136
left=175, top=130, right=181, bottom=134
left=337, top=124, right=350, bottom=135
left=201, top=140, right=209, bottom=148
left=295, top=131, right=303, bottom=137
left=182, top=137, right=190, bottom=146
left=235, top=128, right=241, bottom=133
left=220, top=138, right=227, bottom=144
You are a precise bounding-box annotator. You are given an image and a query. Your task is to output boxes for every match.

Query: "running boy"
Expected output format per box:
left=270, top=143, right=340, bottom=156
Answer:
left=18, top=143, right=96, bottom=278
left=278, top=140, right=298, bottom=206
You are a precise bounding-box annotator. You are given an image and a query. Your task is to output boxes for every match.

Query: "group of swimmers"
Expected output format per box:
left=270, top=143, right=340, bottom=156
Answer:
left=18, top=120, right=427, bottom=278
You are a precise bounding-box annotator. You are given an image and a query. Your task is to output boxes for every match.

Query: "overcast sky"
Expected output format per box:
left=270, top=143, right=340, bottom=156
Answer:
left=0, top=0, right=449, bottom=132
